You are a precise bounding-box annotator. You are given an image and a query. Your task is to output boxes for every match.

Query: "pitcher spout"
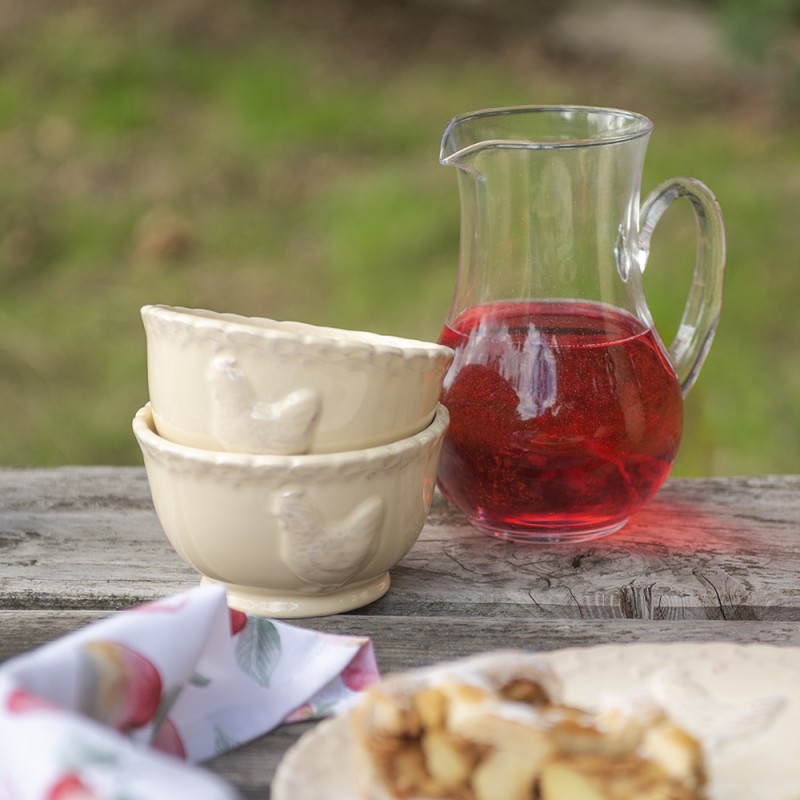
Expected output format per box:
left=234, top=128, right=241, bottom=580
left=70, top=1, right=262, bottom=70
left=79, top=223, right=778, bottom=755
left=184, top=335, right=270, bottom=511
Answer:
left=439, top=114, right=493, bottom=169
left=439, top=107, right=527, bottom=170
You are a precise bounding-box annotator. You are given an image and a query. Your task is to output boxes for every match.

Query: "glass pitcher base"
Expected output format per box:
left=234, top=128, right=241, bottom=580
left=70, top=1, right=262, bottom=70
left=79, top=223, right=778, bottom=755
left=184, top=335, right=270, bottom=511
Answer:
left=470, top=517, right=629, bottom=544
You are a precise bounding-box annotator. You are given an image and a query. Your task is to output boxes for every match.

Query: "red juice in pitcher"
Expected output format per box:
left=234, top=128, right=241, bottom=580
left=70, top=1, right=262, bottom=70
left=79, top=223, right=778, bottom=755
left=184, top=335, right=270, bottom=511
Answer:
left=436, top=300, right=683, bottom=540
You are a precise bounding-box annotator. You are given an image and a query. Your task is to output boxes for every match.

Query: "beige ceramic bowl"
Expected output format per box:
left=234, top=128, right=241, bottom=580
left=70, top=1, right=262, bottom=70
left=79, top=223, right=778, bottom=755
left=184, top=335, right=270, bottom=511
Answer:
left=141, top=304, right=453, bottom=455
left=133, top=402, right=449, bottom=617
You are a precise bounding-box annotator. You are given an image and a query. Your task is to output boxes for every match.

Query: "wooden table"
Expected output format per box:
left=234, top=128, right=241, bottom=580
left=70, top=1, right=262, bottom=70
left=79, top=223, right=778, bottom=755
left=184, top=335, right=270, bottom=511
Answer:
left=2, top=467, right=799, bottom=797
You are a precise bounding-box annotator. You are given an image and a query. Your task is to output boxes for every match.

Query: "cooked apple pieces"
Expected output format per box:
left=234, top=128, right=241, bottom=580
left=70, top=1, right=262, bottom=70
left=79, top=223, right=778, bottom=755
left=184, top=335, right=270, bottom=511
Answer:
left=351, top=651, right=706, bottom=800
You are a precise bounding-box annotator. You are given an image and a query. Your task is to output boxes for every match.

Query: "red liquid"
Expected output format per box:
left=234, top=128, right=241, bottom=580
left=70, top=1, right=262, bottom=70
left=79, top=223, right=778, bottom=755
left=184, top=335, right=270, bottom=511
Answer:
left=437, top=301, right=683, bottom=540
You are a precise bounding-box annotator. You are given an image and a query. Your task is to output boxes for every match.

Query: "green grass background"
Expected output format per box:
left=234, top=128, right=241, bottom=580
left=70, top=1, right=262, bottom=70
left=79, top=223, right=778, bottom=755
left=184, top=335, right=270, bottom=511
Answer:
left=1, top=2, right=799, bottom=475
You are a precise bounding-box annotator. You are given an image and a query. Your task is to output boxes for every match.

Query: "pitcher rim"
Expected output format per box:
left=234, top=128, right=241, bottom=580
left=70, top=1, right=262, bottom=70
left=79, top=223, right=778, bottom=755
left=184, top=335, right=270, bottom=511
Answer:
left=440, top=104, right=653, bottom=163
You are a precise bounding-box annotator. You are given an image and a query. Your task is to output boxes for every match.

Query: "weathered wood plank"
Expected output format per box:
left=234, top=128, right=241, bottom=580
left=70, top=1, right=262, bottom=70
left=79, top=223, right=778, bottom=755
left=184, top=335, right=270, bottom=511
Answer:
left=1, top=469, right=799, bottom=620
left=0, top=467, right=197, bottom=608
left=5, top=609, right=799, bottom=665
left=380, top=475, right=800, bottom=621
left=207, top=615, right=800, bottom=798
left=4, top=608, right=800, bottom=799
left=4, top=469, right=800, bottom=798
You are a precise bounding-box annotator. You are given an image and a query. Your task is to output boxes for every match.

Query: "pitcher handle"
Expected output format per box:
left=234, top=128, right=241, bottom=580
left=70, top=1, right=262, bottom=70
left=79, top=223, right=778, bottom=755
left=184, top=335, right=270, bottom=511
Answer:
left=638, top=177, right=726, bottom=397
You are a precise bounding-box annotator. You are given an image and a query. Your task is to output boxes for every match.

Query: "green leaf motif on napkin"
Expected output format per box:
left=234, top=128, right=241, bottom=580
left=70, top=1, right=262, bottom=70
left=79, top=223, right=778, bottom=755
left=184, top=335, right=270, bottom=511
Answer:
left=189, top=671, right=211, bottom=688
left=234, top=617, right=282, bottom=687
left=214, top=725, right=241, bottom=756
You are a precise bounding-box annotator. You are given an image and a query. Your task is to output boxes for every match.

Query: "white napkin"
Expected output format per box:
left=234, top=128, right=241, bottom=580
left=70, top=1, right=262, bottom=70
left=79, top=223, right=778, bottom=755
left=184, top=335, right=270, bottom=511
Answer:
left=0, top=584, right=379, bottom=799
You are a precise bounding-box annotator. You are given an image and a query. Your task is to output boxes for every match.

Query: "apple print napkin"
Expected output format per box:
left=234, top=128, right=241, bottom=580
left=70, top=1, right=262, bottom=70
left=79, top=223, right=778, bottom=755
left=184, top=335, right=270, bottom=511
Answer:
left=0, top=584, right=379, bottom=799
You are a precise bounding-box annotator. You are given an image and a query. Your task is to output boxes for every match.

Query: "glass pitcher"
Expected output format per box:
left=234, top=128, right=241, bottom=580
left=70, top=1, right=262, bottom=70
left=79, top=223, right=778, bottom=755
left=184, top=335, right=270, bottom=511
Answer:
left=436, top=105, right=725, bottom=543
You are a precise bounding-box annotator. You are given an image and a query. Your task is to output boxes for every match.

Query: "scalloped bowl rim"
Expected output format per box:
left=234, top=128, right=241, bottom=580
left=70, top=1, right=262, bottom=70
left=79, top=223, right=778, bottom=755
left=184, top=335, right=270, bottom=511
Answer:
left=141, top=304, right=454, bottom=362
left=133, top=402, right=450, bottom=468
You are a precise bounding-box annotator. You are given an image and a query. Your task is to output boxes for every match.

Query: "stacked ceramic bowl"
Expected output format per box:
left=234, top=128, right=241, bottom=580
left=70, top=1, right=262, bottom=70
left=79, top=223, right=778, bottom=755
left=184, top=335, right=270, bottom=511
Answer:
left=133, top=304, right=453, bottom=618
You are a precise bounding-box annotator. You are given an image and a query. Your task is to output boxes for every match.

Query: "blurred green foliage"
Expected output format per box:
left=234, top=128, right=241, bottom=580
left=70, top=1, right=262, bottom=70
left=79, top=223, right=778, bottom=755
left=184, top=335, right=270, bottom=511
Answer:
left=712, top=0, right=800, bottom=62
left=1, top=1, right=800, bottom=477
left=708, top=0, right=800, bottom=110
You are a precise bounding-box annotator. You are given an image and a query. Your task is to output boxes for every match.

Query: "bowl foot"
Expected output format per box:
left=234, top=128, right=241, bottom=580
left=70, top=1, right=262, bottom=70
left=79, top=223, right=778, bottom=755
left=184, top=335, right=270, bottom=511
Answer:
left=200, top=573, right=391, bottom=618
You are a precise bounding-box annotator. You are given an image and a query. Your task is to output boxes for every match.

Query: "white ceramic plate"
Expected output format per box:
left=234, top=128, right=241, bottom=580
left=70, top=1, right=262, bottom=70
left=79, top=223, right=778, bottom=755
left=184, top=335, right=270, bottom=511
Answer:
left=272, top=642, right=800, bottom=800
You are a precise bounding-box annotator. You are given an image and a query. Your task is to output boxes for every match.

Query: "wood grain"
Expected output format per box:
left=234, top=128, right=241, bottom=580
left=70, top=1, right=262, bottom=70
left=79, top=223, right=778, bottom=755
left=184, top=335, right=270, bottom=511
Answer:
left=2, top=468, right=800, bottom=797
left=2, top=469, right=798, bottom=619
left=3, top=608, right=799, bottom=798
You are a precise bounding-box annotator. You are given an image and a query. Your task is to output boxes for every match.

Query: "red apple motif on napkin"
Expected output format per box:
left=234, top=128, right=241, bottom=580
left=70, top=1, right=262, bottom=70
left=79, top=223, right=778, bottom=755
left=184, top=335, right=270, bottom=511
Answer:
left=151, top=716, right=187, bottom=759
left=341, top=645, right=378, bottom=692
left=229, top=608, right=248, bottom=636
left=78, top=640, right=162, bottom=731
left=45, top=773, right=97, bottom=800
left=6, top=687, right=57, bottom=714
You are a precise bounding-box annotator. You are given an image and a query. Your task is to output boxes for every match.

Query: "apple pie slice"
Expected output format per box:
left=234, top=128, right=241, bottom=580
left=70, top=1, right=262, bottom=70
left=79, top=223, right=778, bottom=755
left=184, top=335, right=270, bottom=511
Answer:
left=351, top=651, right=706, bottom=800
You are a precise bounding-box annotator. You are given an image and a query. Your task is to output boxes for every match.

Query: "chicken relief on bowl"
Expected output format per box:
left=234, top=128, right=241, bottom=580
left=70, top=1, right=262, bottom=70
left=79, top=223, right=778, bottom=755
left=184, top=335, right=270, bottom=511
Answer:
left=132, top=402, right=449, bottom=618
left=141, top=304, right=454, bottom=455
